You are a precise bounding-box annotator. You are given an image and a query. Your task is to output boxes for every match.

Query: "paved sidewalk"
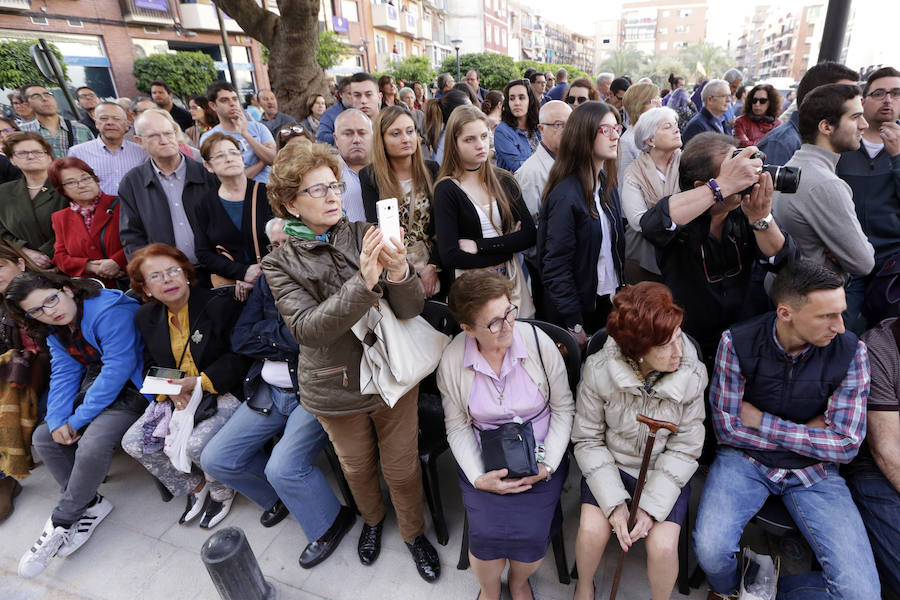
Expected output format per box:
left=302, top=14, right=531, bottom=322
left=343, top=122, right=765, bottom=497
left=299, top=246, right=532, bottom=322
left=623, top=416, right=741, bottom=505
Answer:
left=2, top=450, right=707, bottom=600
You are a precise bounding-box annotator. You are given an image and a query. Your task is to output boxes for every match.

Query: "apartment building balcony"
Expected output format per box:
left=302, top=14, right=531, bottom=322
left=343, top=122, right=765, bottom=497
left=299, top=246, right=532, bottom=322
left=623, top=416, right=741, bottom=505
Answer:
left=120, top=0, right=175, bottom=25
left=399, top=10, right=417, bottom=37
left=179, top=1, right=243, bottom=33
left=373, top=2, right=401, bottom=31
left=424, top=0, right=448, bottom=13
left=0, top=0, right=30, bottom=10
left=418, top=16, right=432, bottom=40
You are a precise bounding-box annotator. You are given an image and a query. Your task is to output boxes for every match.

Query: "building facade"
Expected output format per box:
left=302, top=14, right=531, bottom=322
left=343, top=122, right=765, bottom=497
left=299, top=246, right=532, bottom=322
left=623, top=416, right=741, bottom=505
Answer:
left=0, top=0, right=267, bottom=106
left=621, top=0, right=707, bottom=54
left=754, top=5, right=824, bottom=82
left=444, top=0, right=508, bottom=58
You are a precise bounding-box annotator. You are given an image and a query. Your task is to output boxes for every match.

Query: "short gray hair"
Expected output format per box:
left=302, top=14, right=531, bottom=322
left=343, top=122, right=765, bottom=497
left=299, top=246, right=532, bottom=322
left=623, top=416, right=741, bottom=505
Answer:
left=398, top=87, right=414, bottom=103
left=134, top=107, right=183, bottom=139
left=334, top=107, right=373, bottom=132
left=596, top=72, right=614, bottom=85
left=701, top=79, right=729, bottom=103
left=130, top=95, right=152, bottom=114
left=632, top=107, right=678, bottom=153
left=265, top=217, right=285, bottom=241
left=723, top=68, right=743, bottom=84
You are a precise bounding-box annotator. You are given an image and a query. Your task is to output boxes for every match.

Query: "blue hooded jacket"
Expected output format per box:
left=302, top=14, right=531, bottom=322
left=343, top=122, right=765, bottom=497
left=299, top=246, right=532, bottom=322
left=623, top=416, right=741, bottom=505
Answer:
left=45, top=288, right=147, bottom=432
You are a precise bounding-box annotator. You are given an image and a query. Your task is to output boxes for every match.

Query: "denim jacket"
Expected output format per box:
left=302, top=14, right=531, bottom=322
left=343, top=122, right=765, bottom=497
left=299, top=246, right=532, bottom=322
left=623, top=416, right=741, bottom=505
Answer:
left=758, top=111, right=801, bottom=167
left=230, top=274, right=300, bottom=414
left=494, top=121, right=540, bottom=172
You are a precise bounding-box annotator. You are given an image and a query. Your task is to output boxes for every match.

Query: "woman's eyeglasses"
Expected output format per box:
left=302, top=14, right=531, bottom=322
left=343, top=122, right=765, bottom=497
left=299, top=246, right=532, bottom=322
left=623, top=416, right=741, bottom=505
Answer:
left=146, top=266, right=184, bottom=284
left=566, top=96, right=589, bottom=105
left=598, top=123, right=623, bottom=138
left=62, top=175, right=95, bottom=188
left=298, top=181, right=347, bottom=199
left=24, top=289, right=63, bottom=319
left=479, top=305, right=519, bottom=334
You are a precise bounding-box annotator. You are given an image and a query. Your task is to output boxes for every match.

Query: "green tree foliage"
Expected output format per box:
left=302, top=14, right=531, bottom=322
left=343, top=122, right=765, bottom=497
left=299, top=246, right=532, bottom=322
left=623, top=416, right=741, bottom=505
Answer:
left=0, top=40, right=68, bottom=90
left=386, top=55, right=434, bottom=86
left=134, top=51, right=217, bottom=100
left=316, top=31, right=350, bottom=70
left=596, top=47, right=647, bottom=79
left=438, top=53, right=519, bottom=91
left=679, top=42, right=733, bottom=81
left=516, top=60, right=587, bottom=81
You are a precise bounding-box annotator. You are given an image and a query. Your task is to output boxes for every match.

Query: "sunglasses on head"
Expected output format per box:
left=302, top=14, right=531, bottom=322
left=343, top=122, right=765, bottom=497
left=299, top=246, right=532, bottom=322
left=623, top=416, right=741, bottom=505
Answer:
left=566, top=96, right=589, bottom=105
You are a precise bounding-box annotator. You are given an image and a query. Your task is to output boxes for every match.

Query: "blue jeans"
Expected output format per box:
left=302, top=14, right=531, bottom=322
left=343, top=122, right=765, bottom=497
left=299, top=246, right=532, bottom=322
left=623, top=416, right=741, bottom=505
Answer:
left=693, top=447, right=880, bottom=600
left=200, top=383, right=340, bottom=541
left=846, top=465, right=900, bottom=596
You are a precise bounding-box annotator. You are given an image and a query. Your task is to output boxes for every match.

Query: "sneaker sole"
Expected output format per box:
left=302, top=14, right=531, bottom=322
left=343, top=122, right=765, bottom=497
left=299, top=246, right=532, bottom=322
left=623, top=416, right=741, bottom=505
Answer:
left=57, top=500, right=113, bottom=558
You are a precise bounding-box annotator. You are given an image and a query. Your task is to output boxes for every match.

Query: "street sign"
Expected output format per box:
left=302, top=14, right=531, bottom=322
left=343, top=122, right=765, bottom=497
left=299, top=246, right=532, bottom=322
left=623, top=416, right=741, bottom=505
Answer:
left=29, top=43, right=62, bottom=81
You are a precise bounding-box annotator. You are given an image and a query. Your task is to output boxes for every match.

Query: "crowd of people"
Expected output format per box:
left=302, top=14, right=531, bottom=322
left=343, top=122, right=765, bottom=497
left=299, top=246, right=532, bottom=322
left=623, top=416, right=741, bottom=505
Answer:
left=0, top=59, right=898, bottom=600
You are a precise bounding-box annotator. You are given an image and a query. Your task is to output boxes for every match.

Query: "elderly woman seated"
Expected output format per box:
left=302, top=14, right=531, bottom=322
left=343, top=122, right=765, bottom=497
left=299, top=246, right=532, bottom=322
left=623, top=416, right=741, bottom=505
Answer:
left=572, top=282, right=707, bottom=600
left=120, top=243, right=247, bottom=529
left=438, top=270, right=574, bottom=600
left=620, top=107, right=683, bottom=284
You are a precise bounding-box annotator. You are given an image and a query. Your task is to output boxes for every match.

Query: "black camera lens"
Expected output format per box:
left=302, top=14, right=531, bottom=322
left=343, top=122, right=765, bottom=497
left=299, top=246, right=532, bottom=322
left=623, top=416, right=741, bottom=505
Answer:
left=764, top=165, right=801, bottom=194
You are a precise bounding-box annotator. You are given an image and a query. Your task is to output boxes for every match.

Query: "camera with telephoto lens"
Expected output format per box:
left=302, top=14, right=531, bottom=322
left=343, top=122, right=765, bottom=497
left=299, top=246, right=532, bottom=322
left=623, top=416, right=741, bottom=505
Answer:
left=731, top=149, right=801, bottom=196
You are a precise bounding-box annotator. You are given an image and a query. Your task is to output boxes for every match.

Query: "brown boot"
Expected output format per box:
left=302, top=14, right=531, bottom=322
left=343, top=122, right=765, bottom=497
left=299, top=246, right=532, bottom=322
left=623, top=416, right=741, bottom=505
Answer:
left=0, top=476, right=23, bottom=523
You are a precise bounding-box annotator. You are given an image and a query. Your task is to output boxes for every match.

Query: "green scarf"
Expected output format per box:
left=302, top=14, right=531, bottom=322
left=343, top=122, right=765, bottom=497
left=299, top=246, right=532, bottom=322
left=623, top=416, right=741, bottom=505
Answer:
left=282, top=218, right=331, bottom=243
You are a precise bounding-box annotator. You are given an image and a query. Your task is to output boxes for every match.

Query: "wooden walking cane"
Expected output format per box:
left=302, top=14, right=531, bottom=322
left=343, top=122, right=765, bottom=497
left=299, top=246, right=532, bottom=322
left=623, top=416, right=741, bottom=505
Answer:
left=608, top=414, right=679, bottom=600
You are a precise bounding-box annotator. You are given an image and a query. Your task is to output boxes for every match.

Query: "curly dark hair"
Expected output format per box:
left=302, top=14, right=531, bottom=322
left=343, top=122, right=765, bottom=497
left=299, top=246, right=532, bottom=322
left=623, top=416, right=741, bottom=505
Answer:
left=606, top=282, right=684, bottom=361
left=4, top=271, right=101, bottom=342
left=500, top=79, right=540, bottom=134
left=742, top=84, right=782, bottom=119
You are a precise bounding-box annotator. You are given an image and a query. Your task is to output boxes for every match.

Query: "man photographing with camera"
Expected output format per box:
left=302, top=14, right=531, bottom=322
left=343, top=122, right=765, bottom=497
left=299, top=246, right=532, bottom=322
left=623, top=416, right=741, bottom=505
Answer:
left=640, top=133, right=799, bottom=365
left=773, top=83, right=875, bottom=287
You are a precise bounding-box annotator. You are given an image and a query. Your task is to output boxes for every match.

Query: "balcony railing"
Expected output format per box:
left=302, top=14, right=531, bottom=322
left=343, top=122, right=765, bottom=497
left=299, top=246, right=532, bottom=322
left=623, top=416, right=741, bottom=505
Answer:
left=372, top=2, right=400, bottom=31
left=0, top=0, right=30, bottom=10
left=120, top=0, right=175, bottom=25
left=179, top=2, right=243, bottom=32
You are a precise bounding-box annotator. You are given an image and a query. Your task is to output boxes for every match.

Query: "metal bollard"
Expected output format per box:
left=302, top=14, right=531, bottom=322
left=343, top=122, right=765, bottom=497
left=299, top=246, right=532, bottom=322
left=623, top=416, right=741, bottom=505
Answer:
left=201, top=527, right=275, bottom=600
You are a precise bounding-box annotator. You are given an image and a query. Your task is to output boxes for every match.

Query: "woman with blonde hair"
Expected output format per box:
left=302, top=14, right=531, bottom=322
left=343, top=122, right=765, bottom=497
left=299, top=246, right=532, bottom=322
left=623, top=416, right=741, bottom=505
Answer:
left=433, top=105, right=536, bottom=317
left=261, top=141, right=441, bottom=582
left=360, top=106, right=441, bottom=298
left=618, top=83, right=662, bottom=184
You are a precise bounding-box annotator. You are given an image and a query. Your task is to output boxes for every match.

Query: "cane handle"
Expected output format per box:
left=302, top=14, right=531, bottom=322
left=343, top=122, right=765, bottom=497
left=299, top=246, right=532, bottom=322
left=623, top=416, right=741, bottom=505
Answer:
left=636, top=414, right=679, bottom=434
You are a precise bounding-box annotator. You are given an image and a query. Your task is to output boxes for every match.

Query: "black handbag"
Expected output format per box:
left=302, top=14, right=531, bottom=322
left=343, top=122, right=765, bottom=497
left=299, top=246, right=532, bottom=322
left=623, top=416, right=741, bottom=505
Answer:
left=474, top=324, right=550, bottom=479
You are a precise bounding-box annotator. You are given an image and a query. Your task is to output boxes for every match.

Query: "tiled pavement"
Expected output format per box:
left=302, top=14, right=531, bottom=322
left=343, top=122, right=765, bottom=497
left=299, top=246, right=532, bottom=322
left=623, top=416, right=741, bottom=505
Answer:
left=1, top=449, right=709, bottom=600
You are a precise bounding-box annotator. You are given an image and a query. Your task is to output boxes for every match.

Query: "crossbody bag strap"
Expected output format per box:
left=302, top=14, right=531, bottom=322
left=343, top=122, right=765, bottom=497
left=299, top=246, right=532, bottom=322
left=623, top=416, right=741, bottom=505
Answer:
left=62, top=118, right=75, bottom=150
left=97, top=197, right=119, bottom=259
left=251, top=181, right=262, bottom=263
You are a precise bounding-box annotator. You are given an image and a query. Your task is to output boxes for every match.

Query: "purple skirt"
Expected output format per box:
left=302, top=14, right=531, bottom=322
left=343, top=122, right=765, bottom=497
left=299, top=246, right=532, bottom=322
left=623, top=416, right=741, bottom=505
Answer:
left=459, top=456, right=569, bottom=563
left=580, top=470, right=690, bottom=525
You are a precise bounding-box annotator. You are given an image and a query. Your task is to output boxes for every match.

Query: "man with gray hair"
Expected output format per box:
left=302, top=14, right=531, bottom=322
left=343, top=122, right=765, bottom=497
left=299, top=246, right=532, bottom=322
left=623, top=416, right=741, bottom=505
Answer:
left=596, top=73, right=614, bottom=101
left=67, top=101, right=148, bottom=195
left=722, top=68, right=744, bottom=127
left=435, top=73, right=455, bottom=99
left=117, top=108, right=217, bottom=263
left=333, top=108, right=372, bottom=222
left=515, top=100, right=572, bottom=218
left=681, top=78, right=733, bottom=144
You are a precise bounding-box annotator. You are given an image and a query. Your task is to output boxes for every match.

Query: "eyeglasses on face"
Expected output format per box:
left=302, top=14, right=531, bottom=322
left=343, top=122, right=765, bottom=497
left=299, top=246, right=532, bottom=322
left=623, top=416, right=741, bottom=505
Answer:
left=209, top=148, right=243, bottom=162
left=479, top=304, right=519, bottom=334
left=566, top=96, right=589, bottom=105
left=598, top=123, right=623, bottom=138
left=146, top=266, right=184, bottom=284
left=540, top=120, right=566, bottom=131
left=13, top=149, right=48, bottom=158
left=143, top=130, right=177, bottom=143
left=27, top=92, right=54, bottom=102
left=25, top=289, right=63, bottom=318
left=62, top=175, right=95, bottom=188
left=298, top=181, right=346, bottom=199
left=867, top=88, right=900, bottom=101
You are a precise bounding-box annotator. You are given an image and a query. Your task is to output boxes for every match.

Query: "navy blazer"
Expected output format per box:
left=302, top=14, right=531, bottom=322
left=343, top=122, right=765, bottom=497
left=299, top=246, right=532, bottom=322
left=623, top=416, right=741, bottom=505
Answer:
left=118, top=157, right=218, bottom=259
left=681, top=107, right=733, bottom=146
left=537, top=172, right=625, bottom=329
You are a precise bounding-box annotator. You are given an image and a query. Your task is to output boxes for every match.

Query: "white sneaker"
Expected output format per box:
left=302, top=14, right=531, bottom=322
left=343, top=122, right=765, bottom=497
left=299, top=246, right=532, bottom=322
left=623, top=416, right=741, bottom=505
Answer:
left=57, top=495, right=113, bottom=558
left=18, top=518, right=70, bottom=578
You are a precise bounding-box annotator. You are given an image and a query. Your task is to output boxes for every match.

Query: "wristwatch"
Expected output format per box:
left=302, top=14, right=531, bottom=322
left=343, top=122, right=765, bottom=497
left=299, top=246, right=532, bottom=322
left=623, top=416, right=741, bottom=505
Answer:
left=539, top=462, right=554, bottom=482
left=750, top=213, right=774, bottom=231
left=568, top=324, right=584, bottom=334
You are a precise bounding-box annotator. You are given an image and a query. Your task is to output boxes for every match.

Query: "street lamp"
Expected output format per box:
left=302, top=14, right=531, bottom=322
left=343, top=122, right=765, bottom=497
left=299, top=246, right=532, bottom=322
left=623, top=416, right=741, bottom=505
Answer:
left=451, top=38, right=463, bottom=81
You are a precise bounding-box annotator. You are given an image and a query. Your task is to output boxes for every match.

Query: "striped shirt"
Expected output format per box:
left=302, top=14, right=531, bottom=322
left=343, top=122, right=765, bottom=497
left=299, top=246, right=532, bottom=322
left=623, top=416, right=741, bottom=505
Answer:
left=710, top=323, right=869, bottom=487
left=67, top=137, right=148, bottom=196
left=20, top=117, right=94, bottom=159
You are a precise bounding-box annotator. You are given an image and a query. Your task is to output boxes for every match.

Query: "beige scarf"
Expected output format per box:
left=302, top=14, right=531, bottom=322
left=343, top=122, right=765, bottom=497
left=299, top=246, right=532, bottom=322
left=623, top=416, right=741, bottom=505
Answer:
left=629, top=149, right=682, bottom=210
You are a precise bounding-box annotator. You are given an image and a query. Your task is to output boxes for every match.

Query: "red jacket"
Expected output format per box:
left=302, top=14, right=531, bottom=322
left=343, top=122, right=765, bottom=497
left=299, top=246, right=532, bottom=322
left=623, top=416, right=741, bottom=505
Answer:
left=734, top=115, right=782, bottom=148
left=51, top=193, right=127, bottom=286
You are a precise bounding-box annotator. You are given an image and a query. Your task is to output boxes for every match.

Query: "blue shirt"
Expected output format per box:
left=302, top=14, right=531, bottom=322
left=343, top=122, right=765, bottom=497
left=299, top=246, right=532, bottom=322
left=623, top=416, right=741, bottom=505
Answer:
left=316, top=101, right=345, bottom=145
left=546, top=82, right=568, bottom=101
left=152, top=156, right=196, bottom=263
left=493, top=122, right=540, bottom=172
left=758, top=111, right=801, bottom=167
left=219, top=197, right=244, bottom=232
left=201, top=121, right=274, bottom=184
left=67, top=137, right=148, bottom=196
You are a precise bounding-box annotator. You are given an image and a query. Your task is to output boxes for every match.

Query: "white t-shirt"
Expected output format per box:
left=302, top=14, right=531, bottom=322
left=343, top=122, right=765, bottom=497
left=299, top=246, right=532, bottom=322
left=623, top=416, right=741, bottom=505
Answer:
left=261, top=360, right=293, bottom=389
left=594, top=188, right=619, bottom=297
left=861, top=137, right=884, bottom=160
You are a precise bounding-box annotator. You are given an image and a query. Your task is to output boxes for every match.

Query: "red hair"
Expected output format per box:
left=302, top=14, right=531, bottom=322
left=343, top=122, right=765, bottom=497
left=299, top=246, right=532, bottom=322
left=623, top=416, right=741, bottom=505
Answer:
left=127, top=243, right=196, bottom=299
left=48, top=157, right=99, bottom=198
left=606, top=282, right=684, bottom=361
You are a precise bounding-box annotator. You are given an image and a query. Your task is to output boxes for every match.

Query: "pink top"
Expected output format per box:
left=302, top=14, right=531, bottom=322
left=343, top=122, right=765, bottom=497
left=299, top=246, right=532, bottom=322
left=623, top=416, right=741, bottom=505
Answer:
left=464, top=327, right=550, bottom=445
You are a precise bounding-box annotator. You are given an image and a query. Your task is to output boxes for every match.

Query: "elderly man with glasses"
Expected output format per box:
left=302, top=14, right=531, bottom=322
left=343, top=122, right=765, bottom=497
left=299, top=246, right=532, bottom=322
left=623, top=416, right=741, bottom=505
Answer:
left=515, top=100, right=572, bottom=219
left=681, top=79, right=733, bottom=145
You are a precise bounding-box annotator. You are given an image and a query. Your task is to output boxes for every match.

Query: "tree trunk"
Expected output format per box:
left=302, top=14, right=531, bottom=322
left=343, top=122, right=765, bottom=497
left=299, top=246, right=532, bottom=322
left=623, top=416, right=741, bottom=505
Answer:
left=212, top=0, right=330, bottom=121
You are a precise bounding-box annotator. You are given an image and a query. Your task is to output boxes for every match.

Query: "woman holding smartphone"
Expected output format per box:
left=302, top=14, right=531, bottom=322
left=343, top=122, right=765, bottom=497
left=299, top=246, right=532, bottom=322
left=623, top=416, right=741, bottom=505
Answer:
left=360, top=106, right=441, bottom=298
left=120, top=243, right=247, bottom=529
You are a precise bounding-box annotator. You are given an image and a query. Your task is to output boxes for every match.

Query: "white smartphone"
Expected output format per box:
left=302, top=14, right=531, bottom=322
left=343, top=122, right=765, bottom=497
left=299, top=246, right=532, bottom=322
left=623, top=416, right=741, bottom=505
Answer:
left=376, top=197, right=402, bottom=250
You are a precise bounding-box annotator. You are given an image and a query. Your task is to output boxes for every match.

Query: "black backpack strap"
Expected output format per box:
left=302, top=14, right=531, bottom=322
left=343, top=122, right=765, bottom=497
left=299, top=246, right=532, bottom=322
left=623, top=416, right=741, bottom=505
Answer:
left=62, top=118, right=75, bottom=150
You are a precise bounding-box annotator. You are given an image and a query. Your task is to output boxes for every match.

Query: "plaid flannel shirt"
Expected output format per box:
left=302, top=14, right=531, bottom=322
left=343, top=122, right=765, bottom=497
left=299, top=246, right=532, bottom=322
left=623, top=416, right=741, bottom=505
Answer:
left=709, top=322, right=869, bottom=487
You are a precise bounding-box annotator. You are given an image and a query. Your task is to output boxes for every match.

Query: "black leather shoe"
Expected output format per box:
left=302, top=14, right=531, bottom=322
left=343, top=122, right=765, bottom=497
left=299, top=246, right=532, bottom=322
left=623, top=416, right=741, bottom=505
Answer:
left=405, top=534, right=440, bottom=583
left=357, top=519, right=384, bottom=565
left=260, top=500, right=289, bottom=528
left=298, top=505, right=355, bottom=569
